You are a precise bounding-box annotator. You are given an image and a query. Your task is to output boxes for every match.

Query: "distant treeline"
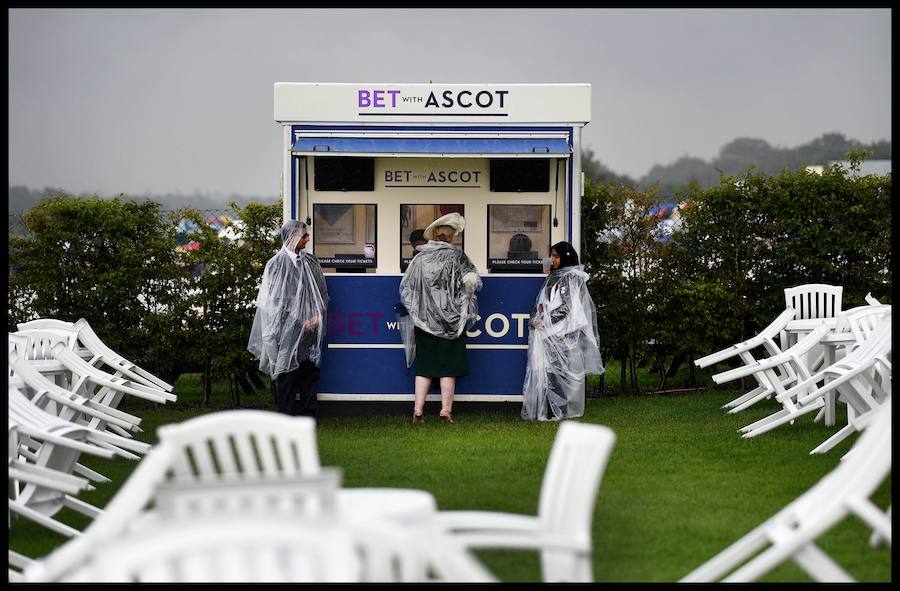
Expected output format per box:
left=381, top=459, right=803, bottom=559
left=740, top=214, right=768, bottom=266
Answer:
left=8, top=132, right=890, bottom=214
left=7, top=187, right=279, bottom=216
left=584, top=132, right=890, bottom=196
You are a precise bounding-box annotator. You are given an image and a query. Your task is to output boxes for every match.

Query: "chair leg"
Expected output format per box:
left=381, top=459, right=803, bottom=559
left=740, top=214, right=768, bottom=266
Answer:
left=742, top=401, right=823, bottom=438
left=867, top=505, right=891, bottom=548
left=723, top=385, right=766, bottom=410
left=809, top=424, right=856, bottom=455
left=793, top=543, right=855, bottom=583
left=541, top=550, right=593, bottom=583
left=739, top=409, right=792, bottom=433
left=728, top=389, right=774, bottom=414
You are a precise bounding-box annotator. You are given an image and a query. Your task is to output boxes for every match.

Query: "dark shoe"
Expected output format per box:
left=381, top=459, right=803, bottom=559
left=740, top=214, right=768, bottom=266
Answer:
left=412, top=409, right=425, bottom=424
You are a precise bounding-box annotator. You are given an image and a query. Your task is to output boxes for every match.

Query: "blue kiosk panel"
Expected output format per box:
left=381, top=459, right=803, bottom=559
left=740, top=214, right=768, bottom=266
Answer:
left=318, top=274, right=545, bottom=398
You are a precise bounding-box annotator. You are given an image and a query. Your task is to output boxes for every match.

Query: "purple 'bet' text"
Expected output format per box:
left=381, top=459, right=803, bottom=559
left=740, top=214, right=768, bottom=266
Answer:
left=358, top=90, right=401, bottom=108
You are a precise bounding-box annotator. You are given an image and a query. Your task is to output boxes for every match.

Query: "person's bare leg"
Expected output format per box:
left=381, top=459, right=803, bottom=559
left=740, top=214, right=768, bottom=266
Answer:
left=439, top=377, right=456, bottom=422
left=413, top=376, right=431, bottom=423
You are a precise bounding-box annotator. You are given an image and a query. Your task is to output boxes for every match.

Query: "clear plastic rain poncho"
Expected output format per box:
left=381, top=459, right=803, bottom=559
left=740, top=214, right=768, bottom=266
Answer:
left=397, top=240, right=482, bottom=367
left=521, top=264, right=603, bottom=421
left=248, top=220, right=329, bottom=379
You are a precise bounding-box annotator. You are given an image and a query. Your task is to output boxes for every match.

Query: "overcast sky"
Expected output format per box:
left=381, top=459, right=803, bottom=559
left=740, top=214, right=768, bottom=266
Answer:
left=8, top=8, right=892, bottom=198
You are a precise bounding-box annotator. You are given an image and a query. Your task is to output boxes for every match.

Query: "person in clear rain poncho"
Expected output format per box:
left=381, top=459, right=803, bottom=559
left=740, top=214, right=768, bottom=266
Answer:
left=248, top=220, right=329, bottom=418
left=521, top=241, right=603, bottom=421
left=398, top=213, right=482, bottom=424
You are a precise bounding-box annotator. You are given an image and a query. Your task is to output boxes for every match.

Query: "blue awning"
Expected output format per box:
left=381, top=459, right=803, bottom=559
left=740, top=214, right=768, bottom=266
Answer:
left=291, top=137, right=571, bottom=158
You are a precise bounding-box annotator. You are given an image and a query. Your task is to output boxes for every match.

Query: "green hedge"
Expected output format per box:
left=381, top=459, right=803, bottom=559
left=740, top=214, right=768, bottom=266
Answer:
left=582, top=156, right=890, bottom=392
left=7, top=158, right=890, bottom=401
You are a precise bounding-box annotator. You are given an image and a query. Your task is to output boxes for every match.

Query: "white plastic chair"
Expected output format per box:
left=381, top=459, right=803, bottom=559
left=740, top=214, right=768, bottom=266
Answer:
left=8, top=422, right=95, bottom=582
left=681, top=397, right=892, bottom=583
left=19, top=410, right=324, bottom=578
left=7, top=387, right=133, bottom=538
left=18, top=318, right=175, bottom=393
left=10, top=351, right=146, bottom=445
left=27, top=515, right=495, bottom=583
left=50, top=342, right=176, bottom=406
left=694, top=308, right=798, bottom=411
left=24, top=410, right=493, bottom=583
left=435, top=420, right=616, bottom=582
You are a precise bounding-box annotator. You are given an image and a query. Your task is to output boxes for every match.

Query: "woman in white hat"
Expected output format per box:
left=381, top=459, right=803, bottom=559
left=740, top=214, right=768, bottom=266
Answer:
left=398, top=212, right=482, bottom=423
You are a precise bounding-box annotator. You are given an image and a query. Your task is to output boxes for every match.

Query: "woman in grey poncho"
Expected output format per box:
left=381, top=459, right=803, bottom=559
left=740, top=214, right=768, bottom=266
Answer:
left=522, top=241, right=603, bottom=421
left=399, top=213, right=482, bottom=424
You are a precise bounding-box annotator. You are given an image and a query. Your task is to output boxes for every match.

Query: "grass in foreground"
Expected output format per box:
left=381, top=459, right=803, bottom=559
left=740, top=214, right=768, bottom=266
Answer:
left=8, top=373, right=891, bottom=582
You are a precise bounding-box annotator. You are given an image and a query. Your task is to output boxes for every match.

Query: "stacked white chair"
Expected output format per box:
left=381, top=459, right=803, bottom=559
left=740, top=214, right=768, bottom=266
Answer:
left=8, top=319, right=177, bottom=581
left=710, top=322, right=832, bottom=416
left=681, top=397, right=892, bottom=583
left=435, top=420, right=617, bottom=583
left=8, top=422, right=93, bottom=582
left=740, top=311, right=891, bottom=450
left=695, top=284, right=845, bottom=413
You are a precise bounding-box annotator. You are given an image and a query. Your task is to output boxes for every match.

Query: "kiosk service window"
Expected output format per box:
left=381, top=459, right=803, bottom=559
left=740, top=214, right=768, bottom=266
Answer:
left=487, top=204, right=551, bottom=272
left=400, top=204, right=465, bottom=271
left=313, top=203, right=377, bottom=272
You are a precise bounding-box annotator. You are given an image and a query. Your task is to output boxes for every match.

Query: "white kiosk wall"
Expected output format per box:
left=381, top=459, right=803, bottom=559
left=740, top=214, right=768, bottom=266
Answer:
left=275, top=83, right=590, bottom=401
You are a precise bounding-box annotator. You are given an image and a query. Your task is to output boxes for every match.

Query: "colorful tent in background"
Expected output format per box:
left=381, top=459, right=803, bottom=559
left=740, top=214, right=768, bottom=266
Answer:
left=650, top=200, right=684, bottom=243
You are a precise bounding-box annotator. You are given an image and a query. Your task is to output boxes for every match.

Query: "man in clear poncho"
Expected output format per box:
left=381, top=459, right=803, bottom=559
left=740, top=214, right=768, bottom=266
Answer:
left=522, top=241, right=603, bottom=421
left=398, top=213, right=482, bottom=424
left=248, top=220, right=329, bottom=417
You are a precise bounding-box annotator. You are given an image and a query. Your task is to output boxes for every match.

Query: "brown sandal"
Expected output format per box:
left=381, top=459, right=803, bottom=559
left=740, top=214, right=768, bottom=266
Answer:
left=412, top=409, right=425, bottom=424
left=439, top=409, right=454, bottom=423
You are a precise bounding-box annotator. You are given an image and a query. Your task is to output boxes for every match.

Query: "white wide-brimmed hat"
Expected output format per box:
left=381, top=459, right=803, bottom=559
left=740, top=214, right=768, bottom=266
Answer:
left=424, top=212, right=466, bottom=240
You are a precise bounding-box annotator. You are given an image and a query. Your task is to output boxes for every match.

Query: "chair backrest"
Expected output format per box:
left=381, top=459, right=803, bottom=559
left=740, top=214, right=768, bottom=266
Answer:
left=537, top=421, right=616, bottom=540
left=9, top=329, right=79, bottom=361
left=783, top=284, right=843, bottom=320
left=847, top=306, right=891, bottom=343
left=18, top=319, right=77, bottom=333
left=156, top=410, right=321, bottom=482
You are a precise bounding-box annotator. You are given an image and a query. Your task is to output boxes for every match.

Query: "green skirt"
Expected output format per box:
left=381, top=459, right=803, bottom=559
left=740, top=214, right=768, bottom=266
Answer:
left=414, top=327, right=469, bottom=378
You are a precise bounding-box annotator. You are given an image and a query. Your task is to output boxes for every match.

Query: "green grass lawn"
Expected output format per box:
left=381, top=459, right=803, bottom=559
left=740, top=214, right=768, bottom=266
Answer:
left=9, top=368, right=891, bottom=582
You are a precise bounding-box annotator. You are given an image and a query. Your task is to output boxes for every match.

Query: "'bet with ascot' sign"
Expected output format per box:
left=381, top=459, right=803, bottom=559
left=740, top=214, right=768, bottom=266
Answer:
left=274, top=83, right=591, bottom=123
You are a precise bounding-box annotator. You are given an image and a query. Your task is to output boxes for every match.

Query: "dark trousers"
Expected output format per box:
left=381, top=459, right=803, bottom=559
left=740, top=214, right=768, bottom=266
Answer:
left=276, top=360, right=320, bottom=418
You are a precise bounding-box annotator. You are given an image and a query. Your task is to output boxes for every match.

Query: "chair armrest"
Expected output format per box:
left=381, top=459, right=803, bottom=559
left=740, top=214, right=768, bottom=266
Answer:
left=449, top=531, right=590, bottom=553
left=435, top=510, right=541, bottom=533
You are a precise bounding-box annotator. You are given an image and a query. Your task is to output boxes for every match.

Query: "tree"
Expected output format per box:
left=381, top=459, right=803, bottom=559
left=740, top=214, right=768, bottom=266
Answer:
left=582, top=179, right=669, bottom=393
left=8, top=192, right=193, bottom=382
left=179, top=200, right=282, bottom=406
